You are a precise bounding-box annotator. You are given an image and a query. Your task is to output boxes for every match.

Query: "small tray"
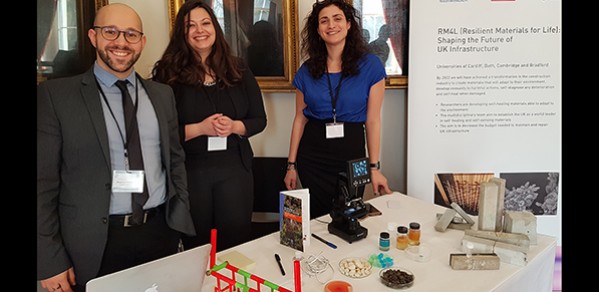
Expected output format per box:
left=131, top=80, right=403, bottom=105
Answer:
left=406, top=245, right=431, bottom=262
left=379, top=267, right=414, bottom=289
left=338, top=257, right=372, bottom=278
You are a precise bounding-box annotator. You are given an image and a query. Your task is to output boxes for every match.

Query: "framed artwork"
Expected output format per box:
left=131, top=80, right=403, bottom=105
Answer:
left=37, top=0, right=108, bottom=84
left=352, top=0, right=408, bottom=89
left=168, top=0, right=299, bottom=92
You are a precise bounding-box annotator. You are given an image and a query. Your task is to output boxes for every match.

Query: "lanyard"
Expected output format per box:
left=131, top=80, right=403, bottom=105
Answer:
left=96, top=77, right=140, bottom=159
left=325, top=68, right=344, bottom=123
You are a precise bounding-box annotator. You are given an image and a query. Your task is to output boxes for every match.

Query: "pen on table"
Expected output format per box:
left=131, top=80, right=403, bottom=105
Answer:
left=312, top=233, right=337, bottom=249
left=275, top=253, right=286, bottom=276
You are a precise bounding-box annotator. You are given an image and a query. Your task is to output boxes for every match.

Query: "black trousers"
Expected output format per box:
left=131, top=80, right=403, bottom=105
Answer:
left=297, top=119, right=366, bottom=219
left=182, top=154, right=254, bottom=252
left=72, top=205, right=180, bottom=292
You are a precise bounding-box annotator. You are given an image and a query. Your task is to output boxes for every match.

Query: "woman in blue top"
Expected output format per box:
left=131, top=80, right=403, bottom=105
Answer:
left=284, top=0, right=392, bottom=219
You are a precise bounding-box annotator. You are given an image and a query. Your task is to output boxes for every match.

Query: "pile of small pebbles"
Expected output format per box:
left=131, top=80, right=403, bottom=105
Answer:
left=380, top=268, right=414, bottom=288
left=339, top=258, right=372, bottom=278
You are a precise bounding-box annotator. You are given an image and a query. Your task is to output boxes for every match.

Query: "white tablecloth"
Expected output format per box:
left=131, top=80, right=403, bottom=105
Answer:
left=201, top=192, right=556, bottom=291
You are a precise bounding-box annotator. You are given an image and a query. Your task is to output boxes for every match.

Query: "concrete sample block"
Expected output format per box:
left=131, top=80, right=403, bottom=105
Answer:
left=464, top=229, right=530, bottom=250
left=436, top=213, right=467, bottom=224
left=494, top=242, right=528, bottom=266
left=461, top=235, right=495, bottom=253
left=489, top=177, right=506, bottom=231
left=435, top=208, right=458, bottom=232
left=450, top=202, right=475, bottom=224
left=504, top=210, right=537, bottom=245
left=478, top=181, right=500, bottom=231
left=448, top=222, right=474, bottom=230
left=435, top=213, right=473, bottom=230
left=450, top=253, right=500, bottom=270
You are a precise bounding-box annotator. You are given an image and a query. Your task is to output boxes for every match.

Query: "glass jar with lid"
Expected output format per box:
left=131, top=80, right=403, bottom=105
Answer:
left=408, top=222, right=421, bottom=246
left=396, top=226, right=409, bottom=250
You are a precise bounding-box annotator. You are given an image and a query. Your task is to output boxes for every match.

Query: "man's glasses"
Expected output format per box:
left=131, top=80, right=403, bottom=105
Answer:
left=93, top=26, right=144, bottom=43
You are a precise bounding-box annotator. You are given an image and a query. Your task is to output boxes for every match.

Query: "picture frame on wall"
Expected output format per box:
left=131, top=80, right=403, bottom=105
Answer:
left=37, top=0, right=109, bottom=84
left=168, top=0, right=299, bottom=92
left=352, top=0, right=409, bottom=89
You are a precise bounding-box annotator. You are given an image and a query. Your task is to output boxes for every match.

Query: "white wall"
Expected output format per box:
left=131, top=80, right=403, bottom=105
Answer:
left=112, top=0, right=407, bottom=193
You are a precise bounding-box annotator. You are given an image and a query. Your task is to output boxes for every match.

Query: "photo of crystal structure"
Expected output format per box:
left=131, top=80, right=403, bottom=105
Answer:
left=499, top=172, right=559, bottom=215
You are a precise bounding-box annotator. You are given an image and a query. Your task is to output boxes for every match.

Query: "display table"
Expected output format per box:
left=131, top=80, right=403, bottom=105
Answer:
left=201, top=192, right=556, bottom=291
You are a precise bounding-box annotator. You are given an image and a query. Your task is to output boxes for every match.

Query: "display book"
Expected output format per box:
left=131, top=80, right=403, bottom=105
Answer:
left=279, top=188, right=310, bottom=251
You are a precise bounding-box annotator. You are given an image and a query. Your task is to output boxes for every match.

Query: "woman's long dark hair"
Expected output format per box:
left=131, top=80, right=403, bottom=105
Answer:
left=301, top=0, right=369, bottom=79
left=151, top=0, right=243, bottom=87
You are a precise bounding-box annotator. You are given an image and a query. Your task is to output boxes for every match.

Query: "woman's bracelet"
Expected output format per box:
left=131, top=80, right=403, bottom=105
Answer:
left=286, top=161, right=296, bottom=171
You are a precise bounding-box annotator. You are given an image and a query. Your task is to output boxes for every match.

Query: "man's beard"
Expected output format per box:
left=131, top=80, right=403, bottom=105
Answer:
left=97, top=45, right=140, bottom=73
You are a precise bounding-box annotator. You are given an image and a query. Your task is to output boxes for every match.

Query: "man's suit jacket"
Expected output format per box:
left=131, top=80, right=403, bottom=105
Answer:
left=37, top=68, right=195, bottom=284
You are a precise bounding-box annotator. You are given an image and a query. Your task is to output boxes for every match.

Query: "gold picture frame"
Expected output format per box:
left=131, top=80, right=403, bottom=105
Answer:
left=37, top=0, right=109, bottom=84
left=168, top=0, right=299, bottom=92
left=352, top=0, right=408, bottom=89
left=95, top=0, right=108, bottom=10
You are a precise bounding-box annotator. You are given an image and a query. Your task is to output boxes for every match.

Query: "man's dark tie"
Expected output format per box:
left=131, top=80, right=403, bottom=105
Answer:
left=115, top=80, right=149, bottom=226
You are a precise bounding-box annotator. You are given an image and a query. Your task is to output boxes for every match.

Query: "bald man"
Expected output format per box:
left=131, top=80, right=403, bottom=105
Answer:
left=37, top=3, right=195, bottom=291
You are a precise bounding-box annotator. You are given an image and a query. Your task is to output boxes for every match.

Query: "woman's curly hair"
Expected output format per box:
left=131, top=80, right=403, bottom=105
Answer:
left=300, top=0, right=369, bottom=79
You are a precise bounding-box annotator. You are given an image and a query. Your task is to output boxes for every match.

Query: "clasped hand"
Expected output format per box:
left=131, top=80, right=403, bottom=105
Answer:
left=201, top=113, right=235, bottom=137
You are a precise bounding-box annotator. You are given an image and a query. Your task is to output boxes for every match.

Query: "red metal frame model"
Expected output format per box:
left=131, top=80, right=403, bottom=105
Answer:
left=206, top=229, right=302, bottom=292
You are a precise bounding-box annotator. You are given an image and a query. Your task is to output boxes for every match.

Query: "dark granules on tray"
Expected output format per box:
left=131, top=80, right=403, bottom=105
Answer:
left=381, top=269, right=414, bottom=285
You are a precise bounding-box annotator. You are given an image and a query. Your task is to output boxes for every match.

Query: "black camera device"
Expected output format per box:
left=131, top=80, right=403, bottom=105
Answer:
left=328, top=158, right=371, bottom=243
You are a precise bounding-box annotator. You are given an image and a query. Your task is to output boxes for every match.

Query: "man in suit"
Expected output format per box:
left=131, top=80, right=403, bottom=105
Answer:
left=37, top=4, right=195, bottom=292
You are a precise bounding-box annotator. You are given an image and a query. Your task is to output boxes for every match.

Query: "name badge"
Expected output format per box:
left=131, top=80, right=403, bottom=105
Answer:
left=325, top=122, right=344, bottom=139
left=112, top=170, right=145, bottom=193
left=208, top=136, right=227, bottom=151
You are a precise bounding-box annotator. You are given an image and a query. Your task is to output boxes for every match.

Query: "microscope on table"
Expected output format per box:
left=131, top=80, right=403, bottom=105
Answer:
left=328, top=157, right=373, bottom=243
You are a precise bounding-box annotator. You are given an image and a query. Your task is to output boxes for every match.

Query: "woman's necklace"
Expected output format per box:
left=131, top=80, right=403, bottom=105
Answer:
left=203, top=66, right=216, bottom=86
